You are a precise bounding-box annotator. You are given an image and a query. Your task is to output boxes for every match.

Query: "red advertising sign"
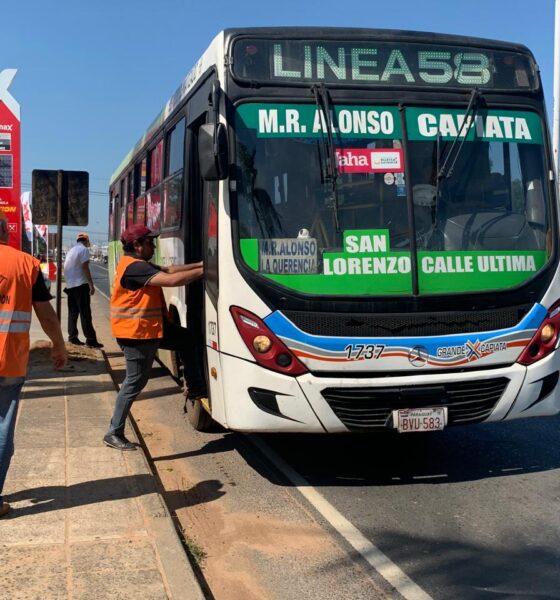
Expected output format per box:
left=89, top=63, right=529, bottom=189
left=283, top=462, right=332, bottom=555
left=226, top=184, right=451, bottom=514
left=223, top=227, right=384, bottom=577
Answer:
left=0, top=70, right=20, bottom=249
left=335, top=148, right=404, bottom=174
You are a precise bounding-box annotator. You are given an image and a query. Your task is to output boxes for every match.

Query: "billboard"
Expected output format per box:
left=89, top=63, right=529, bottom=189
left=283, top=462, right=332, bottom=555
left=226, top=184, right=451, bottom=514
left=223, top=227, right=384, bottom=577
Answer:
left=0, top=69, right=20, bottom=249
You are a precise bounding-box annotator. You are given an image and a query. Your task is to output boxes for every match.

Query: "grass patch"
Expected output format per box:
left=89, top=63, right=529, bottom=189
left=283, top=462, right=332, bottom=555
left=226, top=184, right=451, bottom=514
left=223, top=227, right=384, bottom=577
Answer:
left=183, top=533, right=207, bottom=567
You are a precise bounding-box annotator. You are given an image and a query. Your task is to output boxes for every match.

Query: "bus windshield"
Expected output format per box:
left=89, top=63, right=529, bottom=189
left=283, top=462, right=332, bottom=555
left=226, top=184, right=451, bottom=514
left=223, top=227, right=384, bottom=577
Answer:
left=235, top=103, right=551, bottom=296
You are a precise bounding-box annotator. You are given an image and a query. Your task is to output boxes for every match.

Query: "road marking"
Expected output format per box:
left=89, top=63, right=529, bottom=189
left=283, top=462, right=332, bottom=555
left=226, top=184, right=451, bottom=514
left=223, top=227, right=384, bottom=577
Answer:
left=249, top=435, right=433, bottom=600
left=90, top=264, right=110, bottom=300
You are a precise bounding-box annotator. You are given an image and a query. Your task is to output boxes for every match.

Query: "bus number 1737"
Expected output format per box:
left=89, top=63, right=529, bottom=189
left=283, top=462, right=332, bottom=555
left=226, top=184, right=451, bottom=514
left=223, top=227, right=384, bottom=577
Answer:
left=344, top=344, right=385, bottom=360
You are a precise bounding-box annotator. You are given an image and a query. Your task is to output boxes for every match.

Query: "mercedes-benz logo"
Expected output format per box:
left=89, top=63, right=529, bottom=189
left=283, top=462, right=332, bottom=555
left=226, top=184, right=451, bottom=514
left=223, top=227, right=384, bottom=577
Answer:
left=408, top=345, right=429, bottom=368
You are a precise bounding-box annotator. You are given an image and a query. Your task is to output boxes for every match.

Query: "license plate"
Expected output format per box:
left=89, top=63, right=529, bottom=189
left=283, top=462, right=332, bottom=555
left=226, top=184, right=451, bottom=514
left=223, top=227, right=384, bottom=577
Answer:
left=393, top=407, right=447, bottom=433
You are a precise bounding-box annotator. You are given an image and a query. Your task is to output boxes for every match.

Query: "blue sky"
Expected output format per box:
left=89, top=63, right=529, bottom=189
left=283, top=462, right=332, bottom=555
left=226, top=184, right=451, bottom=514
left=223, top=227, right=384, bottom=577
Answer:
left=2, top=0, right=556, bottom=244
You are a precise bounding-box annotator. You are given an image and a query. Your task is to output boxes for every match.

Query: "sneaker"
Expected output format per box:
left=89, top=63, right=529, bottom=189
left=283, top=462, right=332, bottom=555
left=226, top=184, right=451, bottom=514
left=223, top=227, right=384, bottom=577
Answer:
left=0, top=502, right=11, bottom=518
left=103, top=434, right=137, bottom=451
left=68, top=338, right=84, bottom=345
left=86, top=341, right=104, bottom=349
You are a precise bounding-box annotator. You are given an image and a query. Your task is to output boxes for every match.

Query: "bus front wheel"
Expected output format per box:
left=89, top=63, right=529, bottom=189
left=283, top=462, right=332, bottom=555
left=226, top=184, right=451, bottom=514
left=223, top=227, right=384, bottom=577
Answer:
left=186, top=395, right=215, bottom=432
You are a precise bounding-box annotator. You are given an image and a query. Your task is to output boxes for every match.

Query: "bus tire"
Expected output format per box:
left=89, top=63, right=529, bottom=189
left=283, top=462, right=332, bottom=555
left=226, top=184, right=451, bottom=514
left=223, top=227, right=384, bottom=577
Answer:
left=186, top=396, right=215, bottom=432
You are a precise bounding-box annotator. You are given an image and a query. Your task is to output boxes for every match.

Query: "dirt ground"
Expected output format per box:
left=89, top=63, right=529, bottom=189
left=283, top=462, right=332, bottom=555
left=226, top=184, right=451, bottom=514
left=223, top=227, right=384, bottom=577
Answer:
left=132, top=410, right=337, bottom=600
left=29, top=340, right=100, bottom=365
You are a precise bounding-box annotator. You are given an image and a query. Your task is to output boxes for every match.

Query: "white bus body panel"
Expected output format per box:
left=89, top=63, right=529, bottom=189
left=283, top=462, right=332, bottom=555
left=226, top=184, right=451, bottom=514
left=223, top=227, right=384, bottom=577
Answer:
left=219, top=354, right=325, bottom=432
left=205, top=294, right=228, bottom=425
left=505, top=347, right=560, bottom=418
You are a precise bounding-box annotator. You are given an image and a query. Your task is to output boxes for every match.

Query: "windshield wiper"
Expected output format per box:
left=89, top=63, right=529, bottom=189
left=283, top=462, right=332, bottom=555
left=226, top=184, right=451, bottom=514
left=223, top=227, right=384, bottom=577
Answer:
left=437, top=88, right=482, bottom=182
left=311, top=84, right=341, bottom=232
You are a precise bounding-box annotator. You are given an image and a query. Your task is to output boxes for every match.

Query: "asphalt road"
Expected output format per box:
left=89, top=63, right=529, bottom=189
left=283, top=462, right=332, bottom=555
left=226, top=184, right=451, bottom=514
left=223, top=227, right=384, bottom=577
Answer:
left=90, top=261, right=110, bottom=297
left=261, top=420, right=560, bottom=599
left=91, top=260, right=560, bottom=599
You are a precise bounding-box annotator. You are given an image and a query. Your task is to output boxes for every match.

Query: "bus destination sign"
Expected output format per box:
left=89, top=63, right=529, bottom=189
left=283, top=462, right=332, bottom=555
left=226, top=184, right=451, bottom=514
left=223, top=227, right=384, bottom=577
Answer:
left=232, top=39, right=536, bottom=90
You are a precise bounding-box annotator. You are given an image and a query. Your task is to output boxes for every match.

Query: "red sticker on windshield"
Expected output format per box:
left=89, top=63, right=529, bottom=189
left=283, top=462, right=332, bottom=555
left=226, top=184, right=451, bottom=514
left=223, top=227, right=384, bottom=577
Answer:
left=336, top=148, right=404, bottom=173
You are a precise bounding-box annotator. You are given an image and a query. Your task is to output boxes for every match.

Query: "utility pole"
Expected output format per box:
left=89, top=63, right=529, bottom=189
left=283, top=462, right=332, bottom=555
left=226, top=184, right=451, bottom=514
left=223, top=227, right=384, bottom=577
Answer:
left=554, top=0, right=560, bottom=178
left=56, top=171, right=64, bottom=321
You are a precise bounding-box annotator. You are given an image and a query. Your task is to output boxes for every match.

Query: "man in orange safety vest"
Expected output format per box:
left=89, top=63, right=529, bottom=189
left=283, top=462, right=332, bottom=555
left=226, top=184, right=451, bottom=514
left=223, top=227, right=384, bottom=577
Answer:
left=104, top=224, right=203, bottom=451
left=0, top=211, right=67, bottom=518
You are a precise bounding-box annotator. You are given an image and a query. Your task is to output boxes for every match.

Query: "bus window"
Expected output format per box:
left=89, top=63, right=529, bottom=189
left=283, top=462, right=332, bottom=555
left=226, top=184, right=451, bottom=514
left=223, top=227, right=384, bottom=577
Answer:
left=109, top=192, right=115, bottom=241
left=163, top=175, right=182, bottom=229
left=150, top=141, right=164, bottom=187
left=235, top=106, right=408, bottom=252
left=119, top=179, right=126, bottom=237
left=135, top=158, right=147, bottom=197
left=162, top=119, right=185, bottom=230
left=147, top=187, right=162, bottom=231
left=127, top=200, right=134, bottom=226
left=166, top=118, right=185, bottom=177
left=122, top=176, right=128, bottom=211
left=205, top=181, right=219, bottom=300
left=113, top=194, right=120, bottom=239
left=128, top=170, right=134, bottom=204
left=119, top=208, right=126, bottom=237
left=136, top=195, right=146, bottom=225
left=407, top=129, right=550, bottom=256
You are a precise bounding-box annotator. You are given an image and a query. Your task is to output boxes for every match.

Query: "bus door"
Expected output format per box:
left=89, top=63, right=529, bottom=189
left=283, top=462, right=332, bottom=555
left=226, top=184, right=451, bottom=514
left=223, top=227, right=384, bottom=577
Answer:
left=183, top=77, right=220, bottom=403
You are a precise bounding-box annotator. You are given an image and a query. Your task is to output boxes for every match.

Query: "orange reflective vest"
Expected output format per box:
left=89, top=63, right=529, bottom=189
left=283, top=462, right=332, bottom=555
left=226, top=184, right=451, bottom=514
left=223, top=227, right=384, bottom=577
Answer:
left=0, top=244, right=40, bottom=377
left=110, top=255, right=164, bottom=339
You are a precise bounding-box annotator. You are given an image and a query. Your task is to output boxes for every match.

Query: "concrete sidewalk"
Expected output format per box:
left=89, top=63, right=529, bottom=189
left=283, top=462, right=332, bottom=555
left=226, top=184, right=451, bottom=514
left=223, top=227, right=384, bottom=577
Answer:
left=0, top=292, right=205, bottom=600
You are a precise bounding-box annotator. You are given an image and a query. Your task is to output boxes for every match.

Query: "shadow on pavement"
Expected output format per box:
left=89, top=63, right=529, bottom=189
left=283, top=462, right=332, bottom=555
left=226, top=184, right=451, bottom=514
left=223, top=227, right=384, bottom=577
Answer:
left=334, top=529, right=560, bottom=600
left=21, top=380, right=115, bottom=399
left=231, top=415, right=560, bottom=487
left=165, top=480, right=226, bottom=511
left=152, top=436, right=236, bottom=463
left=3, top=474, right=226, bottom=517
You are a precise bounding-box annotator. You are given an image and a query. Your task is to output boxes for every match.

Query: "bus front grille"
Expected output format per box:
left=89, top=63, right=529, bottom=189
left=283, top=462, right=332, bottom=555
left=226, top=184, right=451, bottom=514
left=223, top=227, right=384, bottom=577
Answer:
left=283, top=306, right=530, bottom=337
left=321, top=377, right=509, bottom=431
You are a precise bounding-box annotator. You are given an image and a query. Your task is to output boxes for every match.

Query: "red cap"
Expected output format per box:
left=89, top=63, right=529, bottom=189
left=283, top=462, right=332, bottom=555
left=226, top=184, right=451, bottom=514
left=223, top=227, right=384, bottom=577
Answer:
left=121, top=224, right=159, bottom=244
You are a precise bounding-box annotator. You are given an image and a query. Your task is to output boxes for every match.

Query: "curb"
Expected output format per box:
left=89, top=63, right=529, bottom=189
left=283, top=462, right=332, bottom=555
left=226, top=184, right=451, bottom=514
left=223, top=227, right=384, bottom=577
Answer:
left=99, top=365, right=205, bottom=600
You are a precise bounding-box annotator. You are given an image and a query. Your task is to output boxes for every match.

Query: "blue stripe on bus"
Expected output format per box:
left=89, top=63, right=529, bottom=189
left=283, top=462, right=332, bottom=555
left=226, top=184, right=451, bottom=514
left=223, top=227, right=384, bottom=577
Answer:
left=263, top=302, right=547, bottom=353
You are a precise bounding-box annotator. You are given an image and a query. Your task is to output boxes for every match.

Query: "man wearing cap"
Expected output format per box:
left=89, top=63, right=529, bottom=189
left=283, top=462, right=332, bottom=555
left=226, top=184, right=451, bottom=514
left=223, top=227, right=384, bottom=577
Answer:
left=104, top=224, right=204, bottom=450
left=63, top=232, right=103, bottom=348
left=0, top=211, right=67, bottom=518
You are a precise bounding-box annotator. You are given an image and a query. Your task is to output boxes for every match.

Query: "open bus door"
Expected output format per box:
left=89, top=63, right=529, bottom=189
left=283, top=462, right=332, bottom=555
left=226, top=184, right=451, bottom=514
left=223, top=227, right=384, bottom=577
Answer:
left=183, top=80, right=227, bottom=430
left=181, top=114, right=220, bottom=430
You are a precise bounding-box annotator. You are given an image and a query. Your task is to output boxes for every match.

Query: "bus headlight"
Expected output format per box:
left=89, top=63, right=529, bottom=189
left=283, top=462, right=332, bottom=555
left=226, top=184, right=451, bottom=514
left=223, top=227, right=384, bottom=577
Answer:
left=253, top=335, right=272, bottom=353
left=541, top=323, right=556, bottom=343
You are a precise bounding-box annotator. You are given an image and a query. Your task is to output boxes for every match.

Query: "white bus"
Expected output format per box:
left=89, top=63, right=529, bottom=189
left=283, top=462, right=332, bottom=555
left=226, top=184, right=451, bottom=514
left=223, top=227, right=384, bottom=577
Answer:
left=108, top=28, right=560, bottom=433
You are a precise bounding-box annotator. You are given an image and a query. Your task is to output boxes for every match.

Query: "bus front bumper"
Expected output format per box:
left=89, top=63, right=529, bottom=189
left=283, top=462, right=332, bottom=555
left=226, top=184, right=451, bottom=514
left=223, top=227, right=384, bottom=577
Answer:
left=220, top=350, right=560, bottom=433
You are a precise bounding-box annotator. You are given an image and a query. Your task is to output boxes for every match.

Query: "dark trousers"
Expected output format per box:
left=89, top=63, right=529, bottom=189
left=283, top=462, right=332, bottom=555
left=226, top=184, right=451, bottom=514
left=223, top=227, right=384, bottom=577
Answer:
left=67, top=283, right=98, bottom=343
left=0, top=376, right=25, bottom=504
left=106, top=323, right=206, bottom=437
left=107, top=340, right=159, bottom=436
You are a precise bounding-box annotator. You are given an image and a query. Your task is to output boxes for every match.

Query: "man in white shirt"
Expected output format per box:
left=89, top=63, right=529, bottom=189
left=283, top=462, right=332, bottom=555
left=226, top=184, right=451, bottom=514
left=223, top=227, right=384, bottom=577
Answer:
left=63, top=232, right=103, bottom=348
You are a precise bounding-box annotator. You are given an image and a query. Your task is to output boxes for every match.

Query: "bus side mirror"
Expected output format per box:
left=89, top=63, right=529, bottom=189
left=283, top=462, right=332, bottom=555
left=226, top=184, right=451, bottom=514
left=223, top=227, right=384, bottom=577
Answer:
left=198, top=123, right=228, bottom=181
